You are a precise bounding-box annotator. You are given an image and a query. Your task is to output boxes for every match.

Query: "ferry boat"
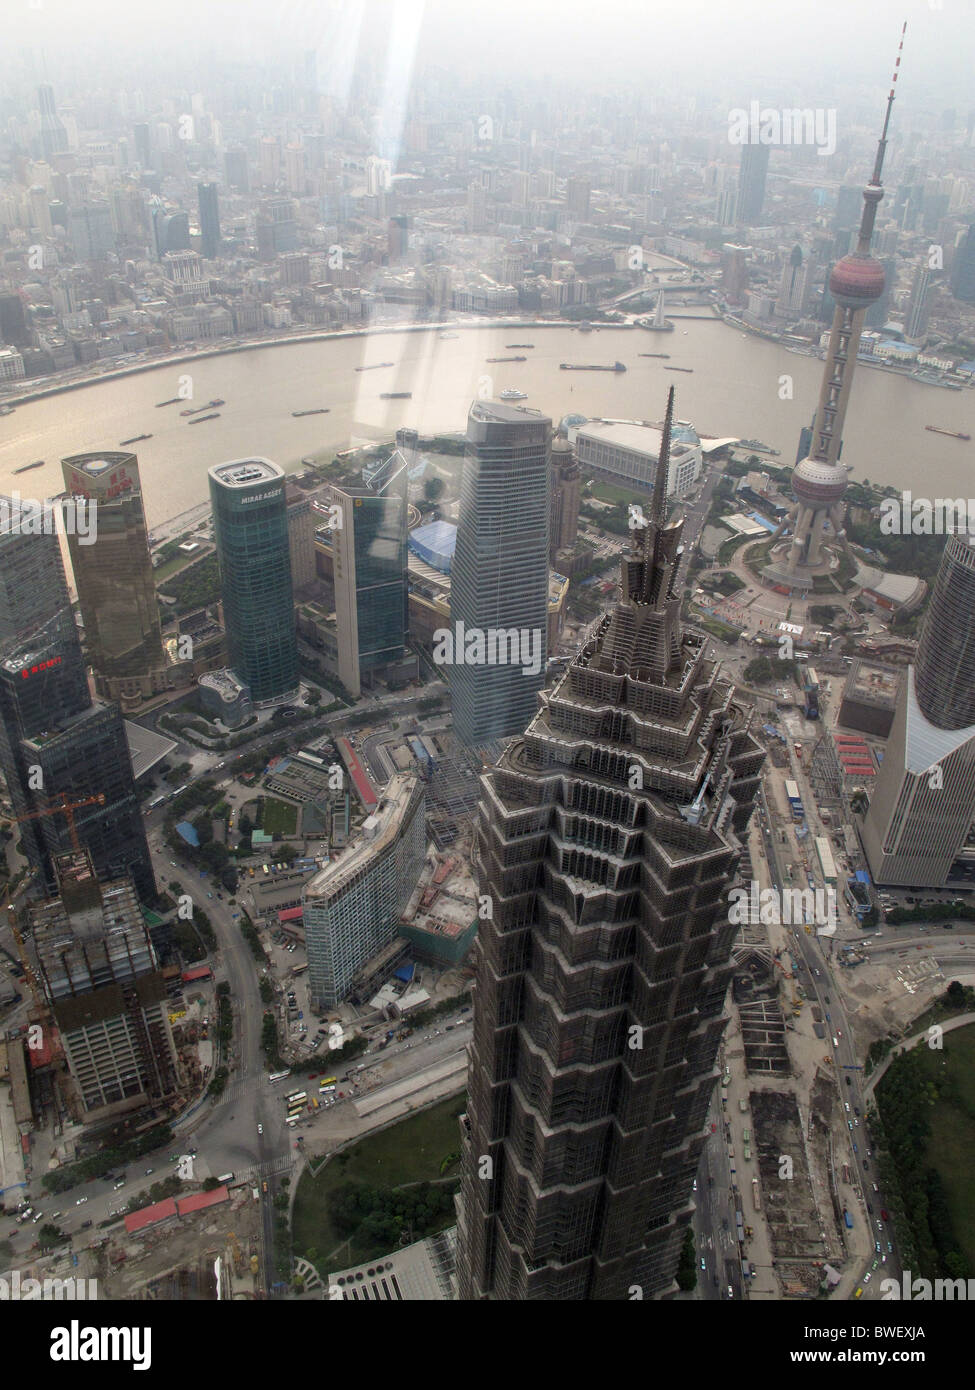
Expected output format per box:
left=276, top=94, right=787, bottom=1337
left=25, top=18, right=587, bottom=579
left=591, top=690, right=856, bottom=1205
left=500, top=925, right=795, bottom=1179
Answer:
left=664, top=366, right=693, bottom=373
left=505, top=343, right=534, bottom=348
left=499, top=388, right=528, bottom=401
left=119, top=433, right=152, bottom=445
left=925, top=425, right=971, bottom=440
left=487, top=356, right=526, bottom=363
left=380, top=392, right=412, bottom=400
left=188, top=412, right=220, bottom=424
left=180, top=398, right=224, bottom=416
left=559, top=361, right=626, bottom=373
left=155, top=397, right=181, bottom=407
left=355, top=362, right=394, bottom=371
left=13, top=459, right=44, bottom=474
left=292, top=408, right=330, bottom=417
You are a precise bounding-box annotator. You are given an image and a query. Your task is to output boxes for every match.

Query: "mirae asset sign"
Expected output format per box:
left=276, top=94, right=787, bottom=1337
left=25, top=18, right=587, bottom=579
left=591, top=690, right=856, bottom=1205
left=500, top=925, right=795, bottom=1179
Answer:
left=239, top=488, right=283, bottom=504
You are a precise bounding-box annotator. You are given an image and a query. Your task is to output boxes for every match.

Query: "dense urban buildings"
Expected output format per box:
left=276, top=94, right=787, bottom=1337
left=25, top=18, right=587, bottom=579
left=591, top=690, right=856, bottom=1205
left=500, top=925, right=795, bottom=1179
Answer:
left=861, top=534, right=975, bottom=886
left=0, top=498, right=155, bottom=899
left=450, top=401, right=551, bottom=747
left=208, top=458, right=298, bottom=705
left=61, top=451, right=166, bottom=696
left=456, top=393, right=765, bottom=1299
left=27, top=849, right=179, bottom=1117
left=303, top=772, right=427, bottom=1009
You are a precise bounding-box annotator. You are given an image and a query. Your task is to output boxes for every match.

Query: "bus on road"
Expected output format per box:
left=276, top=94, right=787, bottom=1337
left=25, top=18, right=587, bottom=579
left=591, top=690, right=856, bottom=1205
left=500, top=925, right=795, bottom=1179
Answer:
left=268, top=1070, right=291, bottom=1084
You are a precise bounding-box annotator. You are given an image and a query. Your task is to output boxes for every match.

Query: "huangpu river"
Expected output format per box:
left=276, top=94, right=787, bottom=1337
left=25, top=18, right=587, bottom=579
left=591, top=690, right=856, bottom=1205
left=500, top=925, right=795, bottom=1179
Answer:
left=1, top=318, right=972, bottom=530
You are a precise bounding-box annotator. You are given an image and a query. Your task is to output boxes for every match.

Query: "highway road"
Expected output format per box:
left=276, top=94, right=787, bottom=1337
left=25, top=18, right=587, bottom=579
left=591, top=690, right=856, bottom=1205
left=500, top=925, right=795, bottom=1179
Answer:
left=754, top=779, right=903, bottom=1298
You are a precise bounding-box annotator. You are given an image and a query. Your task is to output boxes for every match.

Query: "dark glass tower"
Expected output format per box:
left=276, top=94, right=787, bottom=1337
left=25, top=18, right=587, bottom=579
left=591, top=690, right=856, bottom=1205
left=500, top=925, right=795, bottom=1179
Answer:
left=450, top=402, right=551, bottom=748
left=456, top=392, right=766, bottom=1299
left=862, top=536, right=975, bottom=886
left=208, top=458, right=298, bottom=704
left=61, top=452, right=165, bottom=685
left=734, top=143, right=770, bottom=225
left=332, top=451, right=410, bottom=699
left=197, top=181, right=221, bottom=260
left=914, top=536, right=975, bottom=732
left=0, top=500, right=155, bottom=900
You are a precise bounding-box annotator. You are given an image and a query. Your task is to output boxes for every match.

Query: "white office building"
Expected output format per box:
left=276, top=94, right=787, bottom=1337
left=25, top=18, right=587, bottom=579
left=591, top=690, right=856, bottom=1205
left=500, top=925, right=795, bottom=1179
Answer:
left=570, top=418, right=704, bottom=499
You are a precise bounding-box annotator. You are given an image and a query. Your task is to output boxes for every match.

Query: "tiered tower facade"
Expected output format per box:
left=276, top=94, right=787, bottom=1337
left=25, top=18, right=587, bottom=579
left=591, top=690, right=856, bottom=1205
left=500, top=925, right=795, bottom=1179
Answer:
left=456, top=391, right=766, bottom=1299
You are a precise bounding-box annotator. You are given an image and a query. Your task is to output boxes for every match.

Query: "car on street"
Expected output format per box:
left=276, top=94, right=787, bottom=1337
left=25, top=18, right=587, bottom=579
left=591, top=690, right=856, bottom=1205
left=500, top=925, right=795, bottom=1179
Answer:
left=145, top=1167, right=154, bottom=1176
left=257, top=1123, right=263, bottom=1135
left=881, top=1209, right=888, bottom=1221
left=81, top=1220, right=92, bottom=1229
left=76, top=1196, right=88, bottom=1205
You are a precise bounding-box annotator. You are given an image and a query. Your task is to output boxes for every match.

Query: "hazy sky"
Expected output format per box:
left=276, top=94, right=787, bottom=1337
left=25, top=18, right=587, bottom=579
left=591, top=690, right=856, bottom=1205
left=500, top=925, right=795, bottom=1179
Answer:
left=3, top=0, right=974, bottom=109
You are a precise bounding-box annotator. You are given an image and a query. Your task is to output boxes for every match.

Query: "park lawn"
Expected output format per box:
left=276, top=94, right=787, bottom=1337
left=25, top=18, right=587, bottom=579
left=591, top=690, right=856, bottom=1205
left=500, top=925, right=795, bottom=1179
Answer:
left=260, top=797, right=298, bottom=836
left=589, top=479, right=642, bottom=506
left=292, top=1091, right=466, bottom=1269
left=913, top=1023, right=975, bottom=1271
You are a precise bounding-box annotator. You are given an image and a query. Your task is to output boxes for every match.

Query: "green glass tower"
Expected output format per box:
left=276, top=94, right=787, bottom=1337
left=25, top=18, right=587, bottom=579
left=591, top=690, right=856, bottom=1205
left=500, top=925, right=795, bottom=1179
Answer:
left=208, top=458, right=298, bottom=704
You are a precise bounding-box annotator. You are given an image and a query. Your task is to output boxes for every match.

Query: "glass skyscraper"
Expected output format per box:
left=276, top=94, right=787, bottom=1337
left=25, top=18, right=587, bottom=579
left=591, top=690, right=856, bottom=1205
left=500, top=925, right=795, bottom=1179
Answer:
left=208, top=458, right=298, bottom=704
left=449, top=402, right=551, bottom=747
left=862, top=535, right=975, bottom=886
left=0, top=499, right=155, bottom=900
left=61, top=451, right=165, bottom=687
left=332, top=450, right=410, bottom=699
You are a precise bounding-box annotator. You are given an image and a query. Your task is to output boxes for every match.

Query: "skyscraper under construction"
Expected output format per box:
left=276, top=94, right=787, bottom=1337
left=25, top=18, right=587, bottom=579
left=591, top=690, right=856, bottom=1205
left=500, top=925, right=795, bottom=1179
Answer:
left=456, top=390, right=765, bottom=1299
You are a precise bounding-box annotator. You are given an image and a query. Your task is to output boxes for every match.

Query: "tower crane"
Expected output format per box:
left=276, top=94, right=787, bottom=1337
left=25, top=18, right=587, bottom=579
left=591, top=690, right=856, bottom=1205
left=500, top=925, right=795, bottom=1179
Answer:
left=5, top=793, right=106, bottom=1012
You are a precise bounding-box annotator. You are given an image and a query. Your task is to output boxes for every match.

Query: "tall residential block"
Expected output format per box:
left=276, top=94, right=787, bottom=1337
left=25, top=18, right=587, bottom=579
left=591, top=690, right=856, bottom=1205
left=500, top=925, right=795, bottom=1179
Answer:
left=455, top=391, right=766, bottom=1299
left=28, top=850, right=179, bottom=1117
left=861, top=534, right=975, bottom=886
left=0, top=499, right=154, bottom=899
left=61, top=452, right=165, bottom=690
left=303, top=773, right=427, bottom=1009
left=208, top=459, right=298, bottom=704
left=449, top=402, right=550, bottom=747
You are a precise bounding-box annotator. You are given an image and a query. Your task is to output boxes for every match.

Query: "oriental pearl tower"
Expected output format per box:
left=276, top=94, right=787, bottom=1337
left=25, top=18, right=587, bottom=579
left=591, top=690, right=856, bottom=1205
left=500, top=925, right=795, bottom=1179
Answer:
left=771, top=24, right=906, bottom=584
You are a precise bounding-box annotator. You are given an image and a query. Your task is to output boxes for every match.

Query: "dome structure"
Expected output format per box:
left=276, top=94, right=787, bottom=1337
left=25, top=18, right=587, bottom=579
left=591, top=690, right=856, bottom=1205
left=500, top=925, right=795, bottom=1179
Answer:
left=829, top=253, right=886, bottom=309
left=791, top=456, right=849, bottom=505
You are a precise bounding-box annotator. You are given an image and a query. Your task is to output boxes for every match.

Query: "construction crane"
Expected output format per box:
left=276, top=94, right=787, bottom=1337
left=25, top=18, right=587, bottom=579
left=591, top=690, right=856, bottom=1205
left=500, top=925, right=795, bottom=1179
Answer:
left=6, top=793, right=106, bottom=1013
left=12, top=791, right=106, bottom=853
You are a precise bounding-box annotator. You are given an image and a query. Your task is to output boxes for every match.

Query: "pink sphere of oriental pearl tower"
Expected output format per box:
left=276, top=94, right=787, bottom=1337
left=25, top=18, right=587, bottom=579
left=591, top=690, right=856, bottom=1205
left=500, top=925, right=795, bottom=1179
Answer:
left=783, top=23, right=906, bottom=575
